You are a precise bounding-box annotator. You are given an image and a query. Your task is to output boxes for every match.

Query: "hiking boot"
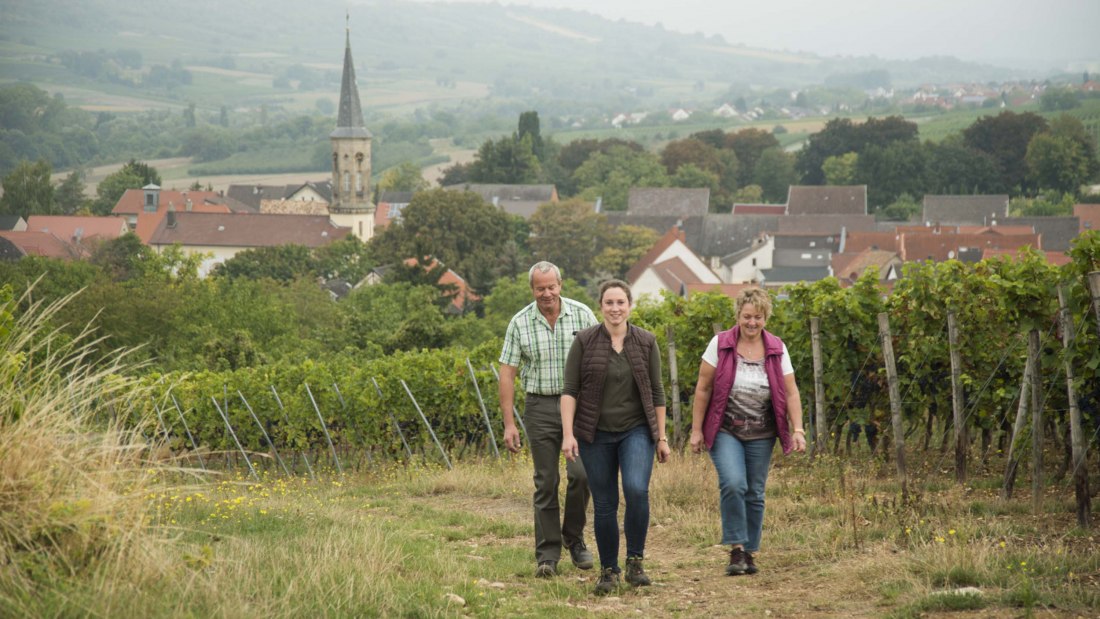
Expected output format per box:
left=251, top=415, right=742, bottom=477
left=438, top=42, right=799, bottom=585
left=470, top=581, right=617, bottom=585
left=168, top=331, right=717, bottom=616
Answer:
left=624, top=556, right=651, bottom=586
left=569, top=541, right=594, bottom=570
left=726, top=546, right=748, bottom=576
left=535, top=560, right=557, bottom=578
left=745, top=551, right=758, bottom=575
left=594, top=567, right=620, bottom=595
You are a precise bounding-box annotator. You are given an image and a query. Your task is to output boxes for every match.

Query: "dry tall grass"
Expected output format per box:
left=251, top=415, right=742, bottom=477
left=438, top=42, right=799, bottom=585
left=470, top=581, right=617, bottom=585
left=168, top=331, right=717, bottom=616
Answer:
left=0, top=287, right=175, bottom=616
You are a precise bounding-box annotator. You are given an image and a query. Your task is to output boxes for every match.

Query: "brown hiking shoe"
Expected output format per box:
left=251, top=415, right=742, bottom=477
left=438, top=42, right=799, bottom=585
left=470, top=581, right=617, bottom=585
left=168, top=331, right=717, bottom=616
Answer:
left=745, top=551, right=758, bottom=575
left=726, top=546, right=748, bottom=576
left=624, top=556, right=651, bottom=586
left=594, top=567, right=620, bottom=595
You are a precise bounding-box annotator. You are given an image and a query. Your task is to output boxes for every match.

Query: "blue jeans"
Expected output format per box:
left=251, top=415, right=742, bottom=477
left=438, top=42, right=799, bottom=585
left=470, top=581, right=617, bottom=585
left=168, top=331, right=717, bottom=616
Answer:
left=577, top=424, right=655, bottom=570
left=708, top=431, right=775, bottom=552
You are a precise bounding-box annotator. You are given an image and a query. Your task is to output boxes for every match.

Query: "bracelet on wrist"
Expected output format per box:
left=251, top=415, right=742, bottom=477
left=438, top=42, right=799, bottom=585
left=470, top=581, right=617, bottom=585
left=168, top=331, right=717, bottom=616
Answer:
left=657, top=437, right=668, bottom=442
left=793, top=428, right=805, bottom=435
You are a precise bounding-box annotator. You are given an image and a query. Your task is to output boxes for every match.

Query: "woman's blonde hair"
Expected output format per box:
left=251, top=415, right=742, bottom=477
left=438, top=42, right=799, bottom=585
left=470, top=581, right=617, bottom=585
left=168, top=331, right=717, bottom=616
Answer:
left=735, top=287, right=773, bottom=319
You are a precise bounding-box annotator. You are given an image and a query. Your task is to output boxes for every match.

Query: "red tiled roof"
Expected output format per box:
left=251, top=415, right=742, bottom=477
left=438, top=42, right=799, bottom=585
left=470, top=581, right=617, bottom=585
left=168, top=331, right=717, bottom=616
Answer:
left=148, top=212, right=349, bottom=248
left=957, top=225, right=1034, bottom=236
left=114, top=188, right=232, bottom=243
left=26, top=215, right=128, bottom=242
left=895, top=224, right=957, bottom=234
left=786, top=185, right=867, bottom=216
left=844, top=231, right=899, bottom=253
left=831, top=249, right=900, bottom=283
left=625, top=227, right=685, bottom=284
left=651, top=256, right=705, bottom=291
left=982, top=248, right=1072, bottom=267
left=0, top=231, right=81, bottom=259
left=899, top=232, right=1040, bottom=261
left=732, top=203, right=786, bottom=215
left=112, top=188, right=224, bottom=215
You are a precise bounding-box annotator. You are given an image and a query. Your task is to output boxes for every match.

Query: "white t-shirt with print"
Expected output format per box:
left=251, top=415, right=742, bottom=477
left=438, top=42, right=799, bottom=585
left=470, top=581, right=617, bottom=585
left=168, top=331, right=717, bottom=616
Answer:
left=701, top=335, right=794, bottom=440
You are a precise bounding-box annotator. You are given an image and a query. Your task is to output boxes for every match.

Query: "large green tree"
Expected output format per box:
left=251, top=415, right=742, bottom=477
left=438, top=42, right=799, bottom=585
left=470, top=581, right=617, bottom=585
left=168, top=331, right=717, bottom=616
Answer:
left=923, top=137, right=1003, bottom=195
left=54, top=168, right=88, bottom=214
left=212, top=244, right=316, bottom=282
left=752, top=148, right=797, bottom=203
left=468, top=133, right=541, bottom=184
left=342, top=282, right=449, bottom=354
left=822, top=152, right=858, bottom=186
left=796, top=116, right=917, bottom=184
left=962, top=111, right=1048, bottom=194
left=528, top=198, right=606, bottom=282
left=554, top=138, right=643, bottom=196
left=574, top=145, right=669, bottom=211
left=378, top=161, right=430, bottom=192
left=855, top=140, right=928, bottom=210
left=368, top=188, right=524, bottom=296
left=723, top=128, right=780, bottom=188
left=0, top=159, right=54, bottom=218
left=1025, top=133, right=1091, bottom=195
left=592, top=224, right=659, bottom=280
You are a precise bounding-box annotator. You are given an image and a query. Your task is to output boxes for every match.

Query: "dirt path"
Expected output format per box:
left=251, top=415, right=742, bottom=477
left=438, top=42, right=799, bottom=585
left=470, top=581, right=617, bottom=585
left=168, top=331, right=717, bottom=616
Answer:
left=406, top=491, right=884, bottom=617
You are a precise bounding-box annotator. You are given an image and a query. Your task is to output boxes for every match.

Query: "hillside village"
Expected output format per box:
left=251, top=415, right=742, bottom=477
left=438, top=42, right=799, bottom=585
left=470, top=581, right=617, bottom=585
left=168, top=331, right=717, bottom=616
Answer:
left=2, top=33, right=1099, bottom=309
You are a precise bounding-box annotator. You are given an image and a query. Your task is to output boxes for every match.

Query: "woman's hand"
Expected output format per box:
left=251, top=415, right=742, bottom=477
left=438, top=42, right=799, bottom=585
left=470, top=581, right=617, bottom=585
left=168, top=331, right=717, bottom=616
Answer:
left=562, top=435, right=579, bottom=462
left=656, top=439, right=672, bottom=463
left=791, top=431, right=807, bottom=453
left=689, top=429, right=705, bottom=454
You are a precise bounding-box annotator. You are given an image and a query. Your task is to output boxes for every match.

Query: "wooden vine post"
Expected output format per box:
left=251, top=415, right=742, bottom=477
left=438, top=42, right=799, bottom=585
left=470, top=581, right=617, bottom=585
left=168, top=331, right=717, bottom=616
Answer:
left=947, top=312, right=967, bottom=484
left=877, top=313, right=907, bottom=499
left=1001, top=355, right=1032, bottom=499
left=810, top=317, right=827, bottom=459
left=665, top=325, right=682, bottom=448
left=1057, top=286, right=1091, bottom=527
left=1029, top=329, right=1044, bottom=514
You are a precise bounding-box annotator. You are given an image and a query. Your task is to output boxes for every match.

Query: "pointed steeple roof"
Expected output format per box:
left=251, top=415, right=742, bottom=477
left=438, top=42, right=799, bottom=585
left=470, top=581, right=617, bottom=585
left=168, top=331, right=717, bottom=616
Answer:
left=331, top=19, right=372, bottom=139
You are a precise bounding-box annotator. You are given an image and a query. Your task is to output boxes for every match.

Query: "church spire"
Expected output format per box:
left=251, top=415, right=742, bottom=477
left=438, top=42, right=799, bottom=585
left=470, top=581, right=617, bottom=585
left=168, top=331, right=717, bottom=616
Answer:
left=332, top=14, right=370, bottom=139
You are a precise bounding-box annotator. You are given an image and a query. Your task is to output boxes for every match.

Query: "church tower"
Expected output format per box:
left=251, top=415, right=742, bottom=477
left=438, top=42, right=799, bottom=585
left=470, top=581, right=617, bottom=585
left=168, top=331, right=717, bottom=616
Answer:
left=329, top=17, right=374, bottom=241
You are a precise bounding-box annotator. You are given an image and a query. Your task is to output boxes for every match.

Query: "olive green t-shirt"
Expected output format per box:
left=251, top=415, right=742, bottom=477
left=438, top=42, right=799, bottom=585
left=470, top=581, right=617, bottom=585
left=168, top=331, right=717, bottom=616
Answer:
left=563, top=338, right=664, bottom=433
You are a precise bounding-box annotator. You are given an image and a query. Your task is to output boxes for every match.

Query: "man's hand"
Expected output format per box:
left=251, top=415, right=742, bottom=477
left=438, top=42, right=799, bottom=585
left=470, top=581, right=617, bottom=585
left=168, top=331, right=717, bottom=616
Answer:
left=503, top=424, right=521, bottom=453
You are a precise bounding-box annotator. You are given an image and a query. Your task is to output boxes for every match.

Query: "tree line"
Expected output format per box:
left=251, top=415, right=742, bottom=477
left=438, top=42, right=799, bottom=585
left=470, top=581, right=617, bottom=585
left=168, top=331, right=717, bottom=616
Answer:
left=439, top=109, right=1100, bottom=218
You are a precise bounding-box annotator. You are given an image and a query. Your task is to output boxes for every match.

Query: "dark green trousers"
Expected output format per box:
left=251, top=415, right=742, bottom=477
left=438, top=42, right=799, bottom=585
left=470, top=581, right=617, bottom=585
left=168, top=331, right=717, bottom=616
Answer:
left=525, top=393, right=589, bottom=564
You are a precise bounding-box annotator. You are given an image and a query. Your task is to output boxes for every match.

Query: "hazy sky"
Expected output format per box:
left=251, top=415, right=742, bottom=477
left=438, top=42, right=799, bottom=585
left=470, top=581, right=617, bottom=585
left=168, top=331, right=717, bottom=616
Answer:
left=425, top=0, right=1100, bottom=69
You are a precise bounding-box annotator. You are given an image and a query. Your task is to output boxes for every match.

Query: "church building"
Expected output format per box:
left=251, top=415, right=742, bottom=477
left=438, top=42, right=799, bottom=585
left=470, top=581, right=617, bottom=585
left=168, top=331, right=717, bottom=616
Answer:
left=327, top=20, right=376, bottom=241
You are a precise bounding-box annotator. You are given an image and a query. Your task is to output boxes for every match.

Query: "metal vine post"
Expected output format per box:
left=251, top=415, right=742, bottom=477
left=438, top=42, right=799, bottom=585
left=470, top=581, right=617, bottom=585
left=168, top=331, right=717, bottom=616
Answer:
left=371, top=377, right=414, bottom=461
left=466, top=357, right=500, bottom=459
left=305, top=383, right=343, bottom=474
left=238, top=390, right=291, bottom=477
left=400, top=379, right=453, bottom=470
left=210, top=396, right=258, bottom=480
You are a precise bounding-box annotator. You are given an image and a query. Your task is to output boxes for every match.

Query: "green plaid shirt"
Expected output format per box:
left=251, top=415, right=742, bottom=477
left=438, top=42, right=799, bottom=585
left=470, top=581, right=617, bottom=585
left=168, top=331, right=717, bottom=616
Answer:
left=499, top=297, right=597, bottom=395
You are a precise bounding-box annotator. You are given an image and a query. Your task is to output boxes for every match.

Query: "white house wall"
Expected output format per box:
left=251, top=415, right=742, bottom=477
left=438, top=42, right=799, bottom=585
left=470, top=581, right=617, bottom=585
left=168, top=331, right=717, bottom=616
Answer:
left=152, top=243, right=239, bottom=277
left=633, top=269, right=672, bottom=302
left=725, top=237, right=774, bottom=283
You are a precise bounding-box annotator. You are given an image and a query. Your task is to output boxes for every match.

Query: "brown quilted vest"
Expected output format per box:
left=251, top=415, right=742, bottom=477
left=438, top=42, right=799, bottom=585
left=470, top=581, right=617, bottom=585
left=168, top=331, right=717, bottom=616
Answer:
left=571, top=323, right=660, bottom=443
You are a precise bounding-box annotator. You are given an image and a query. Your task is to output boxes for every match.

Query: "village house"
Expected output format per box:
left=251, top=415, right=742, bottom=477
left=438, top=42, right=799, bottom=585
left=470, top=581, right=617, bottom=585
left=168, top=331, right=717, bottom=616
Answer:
left=147, top=211, right=350, bottom=276
left=443, top=184, right=558, bottom=219
left=624, top=227, right=722, bottom=301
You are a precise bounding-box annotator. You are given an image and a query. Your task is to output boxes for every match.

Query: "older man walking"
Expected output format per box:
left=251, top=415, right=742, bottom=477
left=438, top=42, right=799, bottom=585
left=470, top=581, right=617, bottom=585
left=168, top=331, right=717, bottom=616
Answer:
left=499, top=261, right=597, bottom=578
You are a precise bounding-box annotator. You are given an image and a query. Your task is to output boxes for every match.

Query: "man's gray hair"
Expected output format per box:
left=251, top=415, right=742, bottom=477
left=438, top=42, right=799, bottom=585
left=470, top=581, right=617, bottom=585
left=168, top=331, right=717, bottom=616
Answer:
left=528, top=261, right=562, bottom=286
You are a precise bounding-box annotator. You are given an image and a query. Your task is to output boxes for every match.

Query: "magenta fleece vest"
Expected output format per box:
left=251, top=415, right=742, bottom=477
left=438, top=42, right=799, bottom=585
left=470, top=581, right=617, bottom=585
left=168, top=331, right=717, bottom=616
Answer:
left=702, top=325, right=793, bottom=454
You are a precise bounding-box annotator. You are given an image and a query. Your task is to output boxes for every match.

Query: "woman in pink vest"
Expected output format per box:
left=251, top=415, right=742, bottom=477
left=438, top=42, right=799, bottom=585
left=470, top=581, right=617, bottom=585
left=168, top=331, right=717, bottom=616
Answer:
left=689, top=288, right=806, bottom=576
